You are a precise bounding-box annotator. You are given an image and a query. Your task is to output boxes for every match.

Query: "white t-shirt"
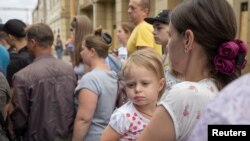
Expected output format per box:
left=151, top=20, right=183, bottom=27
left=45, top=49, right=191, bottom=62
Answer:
left=109, top=101, right=150, bottom=141
left=159, top=79, right=218, bottom=141
left=118, top=46, right=128, bottom=62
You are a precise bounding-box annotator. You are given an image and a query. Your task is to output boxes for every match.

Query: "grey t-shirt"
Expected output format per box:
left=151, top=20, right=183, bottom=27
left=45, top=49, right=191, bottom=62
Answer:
left=74, top=68, right=118, bottom=141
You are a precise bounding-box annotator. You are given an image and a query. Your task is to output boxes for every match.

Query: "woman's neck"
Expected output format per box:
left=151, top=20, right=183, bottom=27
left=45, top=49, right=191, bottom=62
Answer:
left=183, top=44, right=211, bottom=82
left=90, top=59, right=110, bottom=71
left=121, top=41, right=127, bottom=47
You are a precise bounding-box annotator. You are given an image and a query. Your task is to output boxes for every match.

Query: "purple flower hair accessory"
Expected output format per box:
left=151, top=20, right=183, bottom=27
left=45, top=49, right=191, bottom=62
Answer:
left=214, top=39, right=248, bottom=75
left=214, top=56, right=235, bottom=75
left=218, top=41, right=239, bottom=59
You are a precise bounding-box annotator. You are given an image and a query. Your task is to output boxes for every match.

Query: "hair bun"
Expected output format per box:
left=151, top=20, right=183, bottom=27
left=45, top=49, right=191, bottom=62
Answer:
left=102, top=32, right=112, bottom=44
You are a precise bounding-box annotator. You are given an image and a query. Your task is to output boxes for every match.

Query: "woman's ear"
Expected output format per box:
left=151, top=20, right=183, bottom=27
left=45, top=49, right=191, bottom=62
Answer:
left=184, top=29, right=194, bottom=53
left=90, top=47, right=96, bottom=56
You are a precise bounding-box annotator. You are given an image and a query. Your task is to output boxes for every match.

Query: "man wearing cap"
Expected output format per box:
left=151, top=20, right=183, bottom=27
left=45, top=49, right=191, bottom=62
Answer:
left=145, top=10, right=182, bottom=94
left=127, top=0, right=162, bottom=55
left=145, top=9, right=171, bottom=67
left=3, top=19, right=33, bottom=87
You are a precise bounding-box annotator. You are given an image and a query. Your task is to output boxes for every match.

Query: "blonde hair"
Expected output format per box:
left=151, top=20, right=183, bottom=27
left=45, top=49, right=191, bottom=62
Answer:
left=71, top=15, right=93, bottom=66
left=122, top=48, right=166, bottom=97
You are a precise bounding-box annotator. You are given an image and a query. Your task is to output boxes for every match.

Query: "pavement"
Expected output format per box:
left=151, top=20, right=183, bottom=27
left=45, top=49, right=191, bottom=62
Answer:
left=62, top=54, right=72, bottom=64
left=53, top=51, right=72, bottom=65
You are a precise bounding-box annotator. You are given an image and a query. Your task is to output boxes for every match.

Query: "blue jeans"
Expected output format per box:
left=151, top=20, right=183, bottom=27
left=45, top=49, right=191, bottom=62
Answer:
left=56, top=48, right=63, bottom=60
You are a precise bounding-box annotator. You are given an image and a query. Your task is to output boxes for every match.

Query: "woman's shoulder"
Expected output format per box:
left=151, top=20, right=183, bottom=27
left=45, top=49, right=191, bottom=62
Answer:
left=171, top=79, right=218, bottom=94
left=160, top=79, right=218, bottom=104
left=169, top=81, right=203, bottom=93
left=82, top=69, right=115, bottom=77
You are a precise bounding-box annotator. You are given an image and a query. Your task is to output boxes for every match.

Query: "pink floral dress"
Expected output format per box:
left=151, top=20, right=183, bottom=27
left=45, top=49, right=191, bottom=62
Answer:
left=109, top=101, right=150, bottom=141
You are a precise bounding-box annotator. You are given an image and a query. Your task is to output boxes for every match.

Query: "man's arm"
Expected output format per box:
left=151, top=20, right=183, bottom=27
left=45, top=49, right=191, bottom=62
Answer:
left=9, top=75, right=29, bottom=136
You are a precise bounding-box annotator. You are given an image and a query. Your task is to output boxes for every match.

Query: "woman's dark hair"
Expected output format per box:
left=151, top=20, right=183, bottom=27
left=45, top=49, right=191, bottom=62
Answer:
left=171, top=0, right=239, bottom=90
left=84, top=27, right=112, bottom=58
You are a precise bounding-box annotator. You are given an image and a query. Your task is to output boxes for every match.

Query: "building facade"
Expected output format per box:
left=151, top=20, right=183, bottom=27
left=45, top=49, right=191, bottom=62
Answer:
left=33, top=0, right=250, bottom=73
left=32, top=0, right=72, bottom=44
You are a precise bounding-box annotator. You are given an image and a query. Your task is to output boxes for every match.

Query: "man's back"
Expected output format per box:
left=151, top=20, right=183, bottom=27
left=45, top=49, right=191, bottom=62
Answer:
left=10, top=55, right=77, bottom=141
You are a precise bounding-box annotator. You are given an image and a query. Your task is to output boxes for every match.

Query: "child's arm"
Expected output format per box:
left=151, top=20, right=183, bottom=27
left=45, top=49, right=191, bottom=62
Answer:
left=100, top=125, right=122, bottom=141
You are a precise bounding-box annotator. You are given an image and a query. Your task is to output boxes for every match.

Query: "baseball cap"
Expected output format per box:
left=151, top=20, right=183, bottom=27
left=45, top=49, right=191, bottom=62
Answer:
left=3, top=19, right=27, bottom=38
left=145, top=10, right=171, bottom=25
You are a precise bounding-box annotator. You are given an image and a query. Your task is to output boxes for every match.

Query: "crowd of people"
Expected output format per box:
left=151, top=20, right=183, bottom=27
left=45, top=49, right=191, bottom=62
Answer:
left=0, top=0, right=249, bottom=141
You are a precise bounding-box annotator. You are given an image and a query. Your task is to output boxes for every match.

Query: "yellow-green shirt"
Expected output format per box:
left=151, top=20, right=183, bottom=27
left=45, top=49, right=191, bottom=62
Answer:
left=127, top=21, right=162, bottom=56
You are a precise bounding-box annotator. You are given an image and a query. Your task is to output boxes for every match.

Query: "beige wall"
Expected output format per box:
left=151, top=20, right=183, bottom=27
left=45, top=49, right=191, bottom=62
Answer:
left=227, top=0, right=234, bottom=5
left=70, top=0, right=77, bottom=19
left=155, top=0, right=167, bottom=14
left=116, top=0, right=129, bottom=25
left=167, top=0, right=183, bottom=10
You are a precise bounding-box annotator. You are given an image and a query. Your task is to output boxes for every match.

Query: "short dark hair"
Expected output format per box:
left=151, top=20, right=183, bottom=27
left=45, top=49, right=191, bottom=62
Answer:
left=26, top=23, right=54, bottom=47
